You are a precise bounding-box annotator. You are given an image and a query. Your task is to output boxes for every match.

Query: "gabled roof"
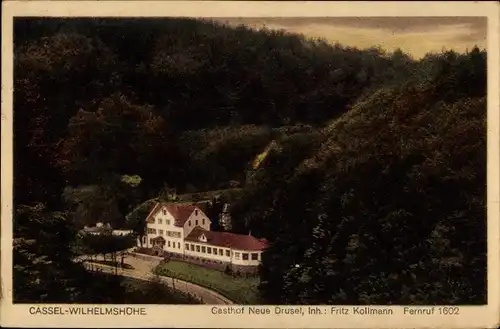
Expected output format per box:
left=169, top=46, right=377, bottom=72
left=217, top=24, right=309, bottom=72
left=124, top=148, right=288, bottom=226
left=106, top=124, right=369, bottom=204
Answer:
left=146, top=202, right=208, bottom=227
left=166, top=204, right=198, bottom=227
left=185, top=226, right=268, bottom=251
left=145, top=203, right=162, bottom=223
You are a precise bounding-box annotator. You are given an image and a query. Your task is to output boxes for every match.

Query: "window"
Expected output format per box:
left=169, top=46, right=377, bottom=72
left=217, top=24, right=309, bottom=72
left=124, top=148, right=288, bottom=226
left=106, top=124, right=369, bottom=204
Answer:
left=166, top=220, right=170, bottom=225
left=149, top=239, right=153, bottom=245
left=195, top=210, right=198, bottom=216
left=225, top=250, right=230, bottom=257
left=188, top=221, right=191, bottom=227
left=235, top=252, right=240, bottom=260
left=159, top=229, right=164, bottom=236
left=202, top=246, right=206, bottom=253
left=242, top=253, right=249, bottom=260
left=196, top=245, right=200, bottom=252
left=196, top=220, right=199, bottom=226
left=202, top=218, right=205, bottom=225
left=158, top=219, right=162, bottom=225
left=168, top=241, right=171, bottom=247
left=185, top=243, right=189, bottom=250
left=207, top=247, right=212, bottom=254
left=219, top=248, right=224, bottom=256
left=163, top=209, right=166, bottom=215
left=177, top=242, right=180, bottom=249
left=166, top=231, right=181, bottom=238
left=251, top=253, right=258, bottom=260
left=190, top=245, right=195, bottom=251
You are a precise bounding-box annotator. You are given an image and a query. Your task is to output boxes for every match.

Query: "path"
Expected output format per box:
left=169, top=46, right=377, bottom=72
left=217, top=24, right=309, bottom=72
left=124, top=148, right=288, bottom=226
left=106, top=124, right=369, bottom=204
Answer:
left=81, top=253, right=234, bottom=305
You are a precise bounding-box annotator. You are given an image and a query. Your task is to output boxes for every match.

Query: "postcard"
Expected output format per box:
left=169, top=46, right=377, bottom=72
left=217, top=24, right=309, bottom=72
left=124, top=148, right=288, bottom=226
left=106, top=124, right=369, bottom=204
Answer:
left=1, top=1, right=499, bottom=328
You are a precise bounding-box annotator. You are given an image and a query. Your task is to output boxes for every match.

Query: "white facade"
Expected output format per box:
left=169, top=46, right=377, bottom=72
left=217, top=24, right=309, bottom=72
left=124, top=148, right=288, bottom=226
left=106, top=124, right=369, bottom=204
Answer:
left=182, top=208, right=211, bottom=236
left=112, top=229, right=134, bottom=236
left=142, top=204, right=211, bottom=254
left=139, top=202, right=266, bottom=266
left=144, top=205, right=183, bottom=253
left=183, top=241, right=262, bottom=266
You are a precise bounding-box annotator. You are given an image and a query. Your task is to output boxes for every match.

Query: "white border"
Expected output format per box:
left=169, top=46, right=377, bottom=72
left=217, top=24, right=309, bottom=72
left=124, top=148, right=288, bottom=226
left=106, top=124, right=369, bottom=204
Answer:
left=1, top=1, right=499, bottom=328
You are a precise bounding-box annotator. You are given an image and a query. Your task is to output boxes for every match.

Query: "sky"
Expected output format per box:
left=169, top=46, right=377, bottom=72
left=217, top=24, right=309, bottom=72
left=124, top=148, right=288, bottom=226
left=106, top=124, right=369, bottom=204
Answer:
left=212, top=17, right=487, bottom=59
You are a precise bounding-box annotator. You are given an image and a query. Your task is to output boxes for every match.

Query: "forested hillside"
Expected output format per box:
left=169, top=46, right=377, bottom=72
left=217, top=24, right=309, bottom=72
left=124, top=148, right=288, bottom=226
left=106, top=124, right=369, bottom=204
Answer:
left=13, top=18, right=486, bottom=304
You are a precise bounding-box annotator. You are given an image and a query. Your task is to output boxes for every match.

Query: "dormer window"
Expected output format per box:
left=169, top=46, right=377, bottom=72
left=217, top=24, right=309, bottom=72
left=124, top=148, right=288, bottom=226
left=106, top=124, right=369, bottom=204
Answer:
left=198, top=234, right=207, bottom=243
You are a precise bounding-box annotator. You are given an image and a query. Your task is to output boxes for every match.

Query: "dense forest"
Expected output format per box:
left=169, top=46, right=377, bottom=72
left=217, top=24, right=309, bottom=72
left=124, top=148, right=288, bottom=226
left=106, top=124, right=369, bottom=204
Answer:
left=13, top=18, right=486, bottom=304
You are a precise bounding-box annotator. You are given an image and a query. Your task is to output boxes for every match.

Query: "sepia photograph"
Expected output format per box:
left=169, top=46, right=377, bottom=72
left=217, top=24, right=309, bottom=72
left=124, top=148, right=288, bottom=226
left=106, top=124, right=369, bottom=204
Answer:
left=1, top=1, right=499, bottom=328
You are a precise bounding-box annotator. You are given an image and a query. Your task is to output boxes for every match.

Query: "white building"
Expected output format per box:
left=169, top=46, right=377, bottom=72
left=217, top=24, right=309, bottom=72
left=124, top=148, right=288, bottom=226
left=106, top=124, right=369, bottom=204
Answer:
left=81, top=222, right=111, bottom=235
left=112, top=229, right=134, bottom=236
left=139, top=202, right=268, bottom=269
left=81, top=222, right=134, bottom=237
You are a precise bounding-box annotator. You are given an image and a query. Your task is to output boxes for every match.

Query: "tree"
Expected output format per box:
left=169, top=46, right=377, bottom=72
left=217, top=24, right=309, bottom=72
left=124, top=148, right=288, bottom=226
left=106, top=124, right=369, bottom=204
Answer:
left=125, top=198, right=158, bottom=245
left=14, top=32, right=119, bottom=208
left=57, top=93, right=169, bottom=184
left=252, top=84, right=486, bottom=304
left=76, top=233, right=136, bottom=274
left=13, top=204, right=88, bottom=302
left=13, top=17, right=487, bottom=305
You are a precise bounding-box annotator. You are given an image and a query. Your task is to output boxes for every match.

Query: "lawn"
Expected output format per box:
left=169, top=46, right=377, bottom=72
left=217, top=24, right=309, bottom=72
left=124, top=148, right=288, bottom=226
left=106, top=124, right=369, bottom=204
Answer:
left=154, top=261, right=261, bottom=304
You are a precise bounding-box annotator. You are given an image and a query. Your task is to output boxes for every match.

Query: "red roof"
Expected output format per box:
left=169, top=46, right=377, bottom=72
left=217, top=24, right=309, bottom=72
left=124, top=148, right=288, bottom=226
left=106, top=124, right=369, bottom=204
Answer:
left=185, top=226, right=268, bottom=251
left=166, top=204, right=198, bottom=227
left=146, top=202, right=200, bottom=227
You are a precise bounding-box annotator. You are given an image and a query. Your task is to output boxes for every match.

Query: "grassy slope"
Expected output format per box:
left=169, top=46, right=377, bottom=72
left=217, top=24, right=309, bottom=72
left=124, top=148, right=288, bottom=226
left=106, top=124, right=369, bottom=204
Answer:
left=155, top=261, right=260, bottom=304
